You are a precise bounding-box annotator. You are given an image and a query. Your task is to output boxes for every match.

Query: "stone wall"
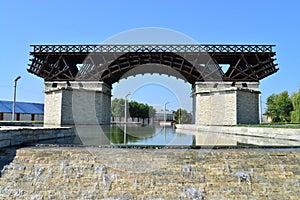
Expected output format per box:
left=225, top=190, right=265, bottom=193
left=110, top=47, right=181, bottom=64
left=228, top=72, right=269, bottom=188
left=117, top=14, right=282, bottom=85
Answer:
left=0, top=127, right=74, bottom=148
left=44, top=81, right=111, bottom=126
left=0, top=146, right=299, bottom=199
left=176, top=124, right=300, bottom=146
left=193, top=82, right=260, bottom=125
left=236, top=90, right=260, bottom=124
left=44, top=86, right=63, bottom=125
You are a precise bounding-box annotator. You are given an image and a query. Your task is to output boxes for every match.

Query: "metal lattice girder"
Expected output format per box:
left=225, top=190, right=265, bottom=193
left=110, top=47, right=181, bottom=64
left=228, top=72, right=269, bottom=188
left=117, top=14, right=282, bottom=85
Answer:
left=30, top=44, right=275, bottom=54
left=28, top=44, right=278, bottom=85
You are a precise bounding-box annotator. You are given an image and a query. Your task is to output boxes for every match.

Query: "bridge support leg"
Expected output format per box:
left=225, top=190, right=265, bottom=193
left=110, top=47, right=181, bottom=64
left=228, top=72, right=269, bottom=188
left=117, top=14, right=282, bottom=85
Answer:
left=44, top=81, right=111, bottom=126
left=192, top=82, right=260, bottom=125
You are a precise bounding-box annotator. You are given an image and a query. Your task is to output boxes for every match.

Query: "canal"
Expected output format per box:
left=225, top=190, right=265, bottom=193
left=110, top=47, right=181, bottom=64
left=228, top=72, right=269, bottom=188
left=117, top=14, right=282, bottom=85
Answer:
left=1, top=124, right=300, bottom=172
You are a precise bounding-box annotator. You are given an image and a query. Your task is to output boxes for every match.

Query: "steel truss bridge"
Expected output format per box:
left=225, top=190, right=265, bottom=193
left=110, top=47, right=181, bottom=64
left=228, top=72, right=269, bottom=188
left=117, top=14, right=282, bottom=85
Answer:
left=28, top=44, right=278, bottom=85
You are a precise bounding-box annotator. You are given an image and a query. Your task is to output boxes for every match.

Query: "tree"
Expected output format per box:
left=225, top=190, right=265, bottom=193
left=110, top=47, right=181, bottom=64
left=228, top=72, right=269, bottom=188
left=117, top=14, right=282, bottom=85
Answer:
left=111, top=98, right=125, bottom=121
left=129, top=101, right=139, bottom=121
left=265, top=91, right=293, bottom=123
left=148, top=106, right=156, bottom=124
left=128, top=101, right=156, bottom=124
left=174, top=108, right=192, bottom=124
left=139, top=103, right=149, bottom=124
left=291, top=91, right=300, bottom=123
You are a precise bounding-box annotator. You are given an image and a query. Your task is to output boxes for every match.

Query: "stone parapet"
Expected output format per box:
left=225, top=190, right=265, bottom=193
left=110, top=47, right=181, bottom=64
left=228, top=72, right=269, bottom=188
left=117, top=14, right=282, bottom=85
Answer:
left=0, top=127, right=74, bottom=148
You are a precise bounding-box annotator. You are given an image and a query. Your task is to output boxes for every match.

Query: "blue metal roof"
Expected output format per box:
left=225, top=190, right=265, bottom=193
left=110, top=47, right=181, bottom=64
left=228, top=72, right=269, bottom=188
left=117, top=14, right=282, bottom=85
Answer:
left=0, top=100, right=44, bottom=114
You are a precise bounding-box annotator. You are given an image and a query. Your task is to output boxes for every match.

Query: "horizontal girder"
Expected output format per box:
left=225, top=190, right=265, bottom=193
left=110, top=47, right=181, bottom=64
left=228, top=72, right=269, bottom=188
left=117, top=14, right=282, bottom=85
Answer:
left=31, top=44, right=275, bottom=54
left=27, top=44, right=278, bottom=85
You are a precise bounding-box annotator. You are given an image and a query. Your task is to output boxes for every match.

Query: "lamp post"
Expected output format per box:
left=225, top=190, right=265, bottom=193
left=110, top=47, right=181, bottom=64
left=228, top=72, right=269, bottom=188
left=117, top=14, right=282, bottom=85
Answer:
left=124, top=92, right=131, bottom=124
left=164, top=101, right=170, bottom=125
left=12, top=76, right=21, bottom=120
left=163, top=101, right=170, bottom=144
left=124, top=92, right=131, bottom=144
left=259, top=94, right=263, bottom=123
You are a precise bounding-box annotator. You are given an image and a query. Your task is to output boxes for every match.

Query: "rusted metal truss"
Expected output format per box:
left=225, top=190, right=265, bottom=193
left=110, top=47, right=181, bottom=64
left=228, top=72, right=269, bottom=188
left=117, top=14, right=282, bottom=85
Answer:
left=28, top=44, right=278, bottom=85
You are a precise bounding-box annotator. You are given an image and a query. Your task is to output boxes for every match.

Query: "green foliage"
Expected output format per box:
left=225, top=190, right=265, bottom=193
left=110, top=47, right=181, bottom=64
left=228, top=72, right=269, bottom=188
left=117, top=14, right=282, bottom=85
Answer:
left=174, top=108, right=192, bottom=124
left=111, top=98, right=125, bottom=120
left=129, top=101, right=139, bottom=119
left=111, top=98, right=156, bottom=122
left=291, top=92, right=300, bottom=123
left=265, top=91, right=293, bottom=123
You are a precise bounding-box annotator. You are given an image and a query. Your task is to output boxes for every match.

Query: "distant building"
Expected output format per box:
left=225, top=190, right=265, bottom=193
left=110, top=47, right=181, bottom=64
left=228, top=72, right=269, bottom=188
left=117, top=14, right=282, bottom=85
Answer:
left=154, top=110, right=174, bottom=121
left=0, top=100, right=44, bottom=121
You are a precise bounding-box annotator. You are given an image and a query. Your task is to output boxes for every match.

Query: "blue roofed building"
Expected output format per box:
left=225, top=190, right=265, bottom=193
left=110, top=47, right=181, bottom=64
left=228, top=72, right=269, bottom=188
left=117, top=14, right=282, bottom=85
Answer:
left=0, top=100, right=44, bottom=121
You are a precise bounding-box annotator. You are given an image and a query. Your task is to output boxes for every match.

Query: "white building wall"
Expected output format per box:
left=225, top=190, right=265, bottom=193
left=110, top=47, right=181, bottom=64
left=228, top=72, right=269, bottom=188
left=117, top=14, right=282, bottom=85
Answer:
left=1, top=113, right=44, bottom=121
left=35, top=114, right=44, bottom=121
left=20, top=114, right=31, bottom=121
left=3, top=113, right=12, bottom=121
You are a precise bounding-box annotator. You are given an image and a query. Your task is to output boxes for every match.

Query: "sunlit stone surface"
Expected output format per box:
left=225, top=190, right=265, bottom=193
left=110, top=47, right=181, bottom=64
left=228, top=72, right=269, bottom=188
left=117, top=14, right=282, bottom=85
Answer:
left=0, top=146, right=299, bottom=199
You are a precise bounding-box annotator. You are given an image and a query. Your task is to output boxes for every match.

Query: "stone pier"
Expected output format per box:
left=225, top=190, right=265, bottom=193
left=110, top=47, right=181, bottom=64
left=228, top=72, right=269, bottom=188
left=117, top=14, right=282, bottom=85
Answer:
left=193, top=82, right=260, bottom=125
left=44, top=81, right=111, bottom=126
left=44, top=81, right=261, bottom=126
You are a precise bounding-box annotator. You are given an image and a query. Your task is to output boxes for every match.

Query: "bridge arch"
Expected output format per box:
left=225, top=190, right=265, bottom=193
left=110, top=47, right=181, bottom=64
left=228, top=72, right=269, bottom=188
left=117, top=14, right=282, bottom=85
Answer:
left=100, top=52, right=202, bottom=85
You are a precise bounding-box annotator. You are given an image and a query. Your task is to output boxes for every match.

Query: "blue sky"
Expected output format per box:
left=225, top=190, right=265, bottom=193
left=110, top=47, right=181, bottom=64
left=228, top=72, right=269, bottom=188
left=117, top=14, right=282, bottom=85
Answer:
left=1, top=0, right=299, bottom=112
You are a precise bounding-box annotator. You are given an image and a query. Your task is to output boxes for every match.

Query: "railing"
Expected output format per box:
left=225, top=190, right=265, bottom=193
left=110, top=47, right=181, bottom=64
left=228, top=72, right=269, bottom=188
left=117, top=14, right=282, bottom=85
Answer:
left=31, top=44, right=275, bottom=54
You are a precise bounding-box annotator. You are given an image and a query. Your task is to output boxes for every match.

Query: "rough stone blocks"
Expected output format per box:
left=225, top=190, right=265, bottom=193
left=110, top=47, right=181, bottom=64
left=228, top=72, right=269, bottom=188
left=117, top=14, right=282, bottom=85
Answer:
left=44, top=81, right=111, bottom=126
left=193, top=82, right=260, bottom=125
left=0, top=147, right=299, bottom=199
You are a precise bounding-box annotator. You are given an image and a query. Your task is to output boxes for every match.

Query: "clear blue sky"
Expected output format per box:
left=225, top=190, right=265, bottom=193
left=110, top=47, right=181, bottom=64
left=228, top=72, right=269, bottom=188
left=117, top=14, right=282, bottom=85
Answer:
left=1, top=0, right=299, bottom=112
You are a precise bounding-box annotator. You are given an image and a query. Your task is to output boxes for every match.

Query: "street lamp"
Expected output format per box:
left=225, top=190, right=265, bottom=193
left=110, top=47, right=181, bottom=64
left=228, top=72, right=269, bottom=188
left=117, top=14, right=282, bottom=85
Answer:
left=12, top=76, right=21, bottom=120
left=164, top=101, right=170, bottom=125
left=124, top=92, right=131, bottom=124
left=124, top=92, right=131, bottom=144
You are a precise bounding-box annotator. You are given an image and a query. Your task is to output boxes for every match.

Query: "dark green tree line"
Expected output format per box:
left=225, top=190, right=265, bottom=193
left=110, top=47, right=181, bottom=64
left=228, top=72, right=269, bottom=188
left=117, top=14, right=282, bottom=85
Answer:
left=291, top=91, right=300, bottom=123
left=265, top=90, right=300, bottom=123
left=174, top=108, right=192, bottom=124
left=111, top=98, right=156, bottom=124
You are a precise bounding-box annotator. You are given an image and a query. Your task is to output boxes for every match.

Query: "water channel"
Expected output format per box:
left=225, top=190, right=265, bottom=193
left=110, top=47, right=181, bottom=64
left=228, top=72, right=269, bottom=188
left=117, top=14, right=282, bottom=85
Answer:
left=1, top=124, right=300, bottom=172
left=71, top=124, right=300, bottom=147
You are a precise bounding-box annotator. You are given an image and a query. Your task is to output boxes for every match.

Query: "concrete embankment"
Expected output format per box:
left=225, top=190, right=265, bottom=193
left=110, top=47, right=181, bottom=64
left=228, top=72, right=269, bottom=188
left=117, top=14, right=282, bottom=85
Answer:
left=176, top=124, right=300, bottom=141
left=0, top=146, right=299, bottom=199
left=0, top=127, right=74, bottom=148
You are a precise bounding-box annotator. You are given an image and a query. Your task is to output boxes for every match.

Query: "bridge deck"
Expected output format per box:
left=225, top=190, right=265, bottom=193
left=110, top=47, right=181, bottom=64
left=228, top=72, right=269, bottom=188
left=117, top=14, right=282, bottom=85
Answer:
left=28, top=44, right=278, bottom=85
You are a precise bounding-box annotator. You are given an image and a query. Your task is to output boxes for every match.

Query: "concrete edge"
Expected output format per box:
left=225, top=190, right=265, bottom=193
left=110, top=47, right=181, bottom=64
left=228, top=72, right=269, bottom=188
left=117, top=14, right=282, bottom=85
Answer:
left=176, top=124, right=300, bottom=141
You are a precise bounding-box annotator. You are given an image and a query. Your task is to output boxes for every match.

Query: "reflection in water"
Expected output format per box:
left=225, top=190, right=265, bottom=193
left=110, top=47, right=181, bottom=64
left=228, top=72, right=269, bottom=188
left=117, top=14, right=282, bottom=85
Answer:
left=74, top=125, right=111, bottom=146
left=110, top=125, right=156, bottom=144
left=73, top=124, right=194, bottom=146
left=110, top=124, right=194, bottom=146
left=63, top=124, right=300, bottom=147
